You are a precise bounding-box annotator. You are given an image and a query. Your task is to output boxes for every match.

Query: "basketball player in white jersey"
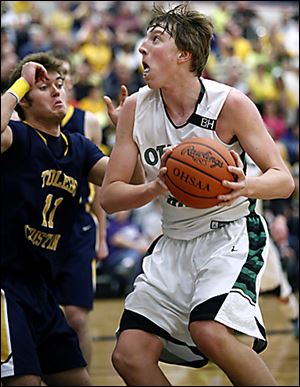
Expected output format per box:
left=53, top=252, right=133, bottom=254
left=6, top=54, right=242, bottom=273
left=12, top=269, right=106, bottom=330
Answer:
left=101, top=3, right=294, bottom=386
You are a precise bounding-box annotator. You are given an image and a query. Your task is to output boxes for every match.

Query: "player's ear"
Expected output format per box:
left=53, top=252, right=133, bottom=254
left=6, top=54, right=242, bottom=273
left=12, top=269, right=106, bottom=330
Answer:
left=177, top=51, right=191, bottom=63
left=19, top=96, right=30, bottom=109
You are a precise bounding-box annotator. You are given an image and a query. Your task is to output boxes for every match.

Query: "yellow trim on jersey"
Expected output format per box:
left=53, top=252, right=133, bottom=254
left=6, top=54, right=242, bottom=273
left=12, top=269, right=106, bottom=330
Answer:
left=32, top=128, right=69, bottom=157
left=22, top=121, right=69, bottom=156
left=60, top=132, right=69, bottom=156
left=61, top=105, right=74, bottom=128
left=33, top=128, right=47, bottom=145
left=92, top=259, right=97, bottom=292
left=1, top=290, right=11, bottom=363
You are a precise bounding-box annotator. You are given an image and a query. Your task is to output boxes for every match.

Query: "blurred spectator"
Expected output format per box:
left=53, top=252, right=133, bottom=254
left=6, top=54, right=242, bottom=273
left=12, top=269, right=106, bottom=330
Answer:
left=226, top=20, right=252, bottom=62
left=247, top=62, right=278, bottom=108
left=46, top=1, right=74, bottom=36
left=79, top=29, right=113, bottom=75
left=100, top=210, right=150, bottom=296
left=72, top=60, right=95, bottom=101
left=211, top=2, right=231, bottom=36
left=18, top=24, right=51, bottom=59
left=281, top=116, right=299, bottom=167
left=133, top=199, right=162, bottom=244
left=279, top=10, right=299, bottom=58
left=78, top=84, right=109, bottom=128
left=1, top=27, right=18, bottom=93
left=47, top=29, right=72, bottom=58
left=260, top=236, right=299, bottom=339
left=210, top=38, right=248, bottom=92
left=107, top=1, right=143, bottom=34
left=230, top=1, right=259, bottom=41
left=103, top=58, right=144, bottom=102
left=246, top=39, right=268, bottom=72
left=270, top=214, right=299, bottom=293
left=262, top=101, right=288, bottom=141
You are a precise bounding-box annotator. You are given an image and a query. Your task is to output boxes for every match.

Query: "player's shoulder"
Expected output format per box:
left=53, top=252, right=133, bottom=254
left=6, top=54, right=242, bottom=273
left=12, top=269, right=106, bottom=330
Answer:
left=118, top=90, right=139, bottom=117
left=63, top=128, right=87, bottom=144
left=124, top=90, right=139, bottom=106
left=225, top=87, right=256, bottom=115
left=9, top=119, right=29, bottom=129
left=8, top=119, right=32, bottom=139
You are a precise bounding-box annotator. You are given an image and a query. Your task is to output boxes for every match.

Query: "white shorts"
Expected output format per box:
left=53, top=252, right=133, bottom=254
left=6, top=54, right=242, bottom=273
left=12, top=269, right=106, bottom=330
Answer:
left=119, top=214, right=270, bottom=367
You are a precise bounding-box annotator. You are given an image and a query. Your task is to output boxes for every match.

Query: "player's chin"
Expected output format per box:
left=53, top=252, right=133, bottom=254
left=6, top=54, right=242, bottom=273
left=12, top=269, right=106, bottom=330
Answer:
left=54, top=106, right=67, bottom=119
left=144, top=77, right=160, bottom=90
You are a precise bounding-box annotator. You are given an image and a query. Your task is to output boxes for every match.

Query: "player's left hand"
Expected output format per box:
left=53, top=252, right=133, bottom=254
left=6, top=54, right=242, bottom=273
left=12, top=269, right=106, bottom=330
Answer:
left=104, top=85, right=128, bottom=126
left=96, top=238, right=109, bottom=261
left=217, top=150, right=248, bottom=206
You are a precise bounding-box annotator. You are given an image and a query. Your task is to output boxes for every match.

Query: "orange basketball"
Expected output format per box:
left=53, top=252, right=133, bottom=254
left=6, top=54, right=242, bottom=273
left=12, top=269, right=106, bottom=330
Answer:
left=165, top=137, right=236, bottom=208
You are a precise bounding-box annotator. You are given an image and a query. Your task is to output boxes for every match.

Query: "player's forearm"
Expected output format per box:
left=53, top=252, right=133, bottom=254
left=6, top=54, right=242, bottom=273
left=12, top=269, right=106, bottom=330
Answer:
left=246, top=169, right=295, bottom=200
left=91, top=187, right=107, bottom=240
left=2, top=77, right=30, bottom=133
left=1, top=93, right=17, bottom=133
left=101, top=181, right=162, bottom=214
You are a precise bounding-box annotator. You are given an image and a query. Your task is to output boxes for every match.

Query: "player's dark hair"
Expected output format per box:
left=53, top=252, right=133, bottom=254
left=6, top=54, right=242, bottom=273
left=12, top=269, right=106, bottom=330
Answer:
left=9, top=52, right=63, bottom=120
left=48, top=49, right=74, bottom=75
left=148, top=2, right=214, bottom=76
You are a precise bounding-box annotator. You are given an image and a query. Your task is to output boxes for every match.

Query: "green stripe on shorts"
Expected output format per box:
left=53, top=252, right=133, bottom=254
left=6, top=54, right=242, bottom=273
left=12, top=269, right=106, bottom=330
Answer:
left=233, top=213, right=266, bottom=303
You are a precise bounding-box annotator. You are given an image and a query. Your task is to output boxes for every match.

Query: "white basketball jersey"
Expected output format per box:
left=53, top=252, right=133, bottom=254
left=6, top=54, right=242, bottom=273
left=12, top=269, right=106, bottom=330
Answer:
left=133, top=77, right=250, bottom=240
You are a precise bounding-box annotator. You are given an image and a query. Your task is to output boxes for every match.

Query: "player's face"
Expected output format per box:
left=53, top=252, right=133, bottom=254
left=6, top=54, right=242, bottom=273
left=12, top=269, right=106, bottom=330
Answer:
left=25, top=71, right=67, bottom=121
left=139, top=26, right=179, bottom=89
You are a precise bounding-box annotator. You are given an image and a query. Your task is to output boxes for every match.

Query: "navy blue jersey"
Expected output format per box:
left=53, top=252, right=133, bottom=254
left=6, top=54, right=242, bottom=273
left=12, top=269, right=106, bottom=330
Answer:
left=50, top=106, right=100, bottom=309
left=1, top=120, right=104, bottom=280
left=61, top=106, right=93, bottom=215
left=61, top=105, right=85, bottom=136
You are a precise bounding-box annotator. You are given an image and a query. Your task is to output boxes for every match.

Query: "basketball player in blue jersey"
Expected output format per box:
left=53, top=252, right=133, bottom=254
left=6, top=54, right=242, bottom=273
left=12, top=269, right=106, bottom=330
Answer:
left=101, top=3, right=295, bottom=386
left=49, top=53, right=109, bottom=370
left=0, top=52, right=131, bottom=386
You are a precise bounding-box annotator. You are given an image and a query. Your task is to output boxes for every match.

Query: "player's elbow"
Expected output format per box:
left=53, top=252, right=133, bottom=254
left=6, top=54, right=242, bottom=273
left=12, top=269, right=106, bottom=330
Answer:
left=284, top=175, right=296, bottom=198
left=100, top=189, right=115, bottom=214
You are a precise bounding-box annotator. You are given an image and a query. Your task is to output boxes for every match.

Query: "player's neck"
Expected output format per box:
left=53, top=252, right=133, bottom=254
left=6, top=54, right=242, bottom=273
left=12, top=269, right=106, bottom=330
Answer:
left=23, top=118, right=61, bottom=137
left=161, top=77, right=202, bottom=125
left=162, top=77, right=201, bottom=108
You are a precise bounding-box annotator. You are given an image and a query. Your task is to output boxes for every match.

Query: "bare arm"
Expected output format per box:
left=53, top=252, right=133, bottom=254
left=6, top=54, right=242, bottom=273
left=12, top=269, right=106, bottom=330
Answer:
left=83, top=110, right=109, bottom=259
left=1, top=62, right=48, bottom=153
left=84, top=110, right=103, bottom=145
left=91, top=185, right=109, bottom=260
left=218, top=89, right=295, bottom=205
left=1, top=92, right=15, bottom=153
left=100, top=94, right=168, bottom=214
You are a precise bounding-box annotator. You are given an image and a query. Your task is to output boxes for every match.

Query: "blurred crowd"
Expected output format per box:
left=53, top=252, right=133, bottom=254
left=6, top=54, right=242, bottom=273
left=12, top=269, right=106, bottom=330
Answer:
left=1, top=0, right=299, bottom=294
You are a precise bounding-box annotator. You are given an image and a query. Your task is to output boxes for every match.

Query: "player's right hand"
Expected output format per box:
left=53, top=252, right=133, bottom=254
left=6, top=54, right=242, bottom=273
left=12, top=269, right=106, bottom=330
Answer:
left=153, top=147, right=173, bottom=194
left=21, top=61, right=48, bottom=88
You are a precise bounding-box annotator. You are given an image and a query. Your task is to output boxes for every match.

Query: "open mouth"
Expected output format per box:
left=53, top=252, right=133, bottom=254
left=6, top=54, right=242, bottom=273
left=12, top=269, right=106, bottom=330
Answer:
left=143, top=62, right=150, bottom=77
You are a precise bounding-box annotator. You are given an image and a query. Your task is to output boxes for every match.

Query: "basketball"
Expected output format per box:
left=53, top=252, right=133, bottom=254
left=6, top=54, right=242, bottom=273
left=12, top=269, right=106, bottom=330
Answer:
left=165, top=137, right=236, bottom=208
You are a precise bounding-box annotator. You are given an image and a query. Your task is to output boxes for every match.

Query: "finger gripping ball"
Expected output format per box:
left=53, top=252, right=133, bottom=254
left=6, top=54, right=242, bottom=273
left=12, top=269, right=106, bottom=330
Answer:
left=165, top=137, right=236, bottom=208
